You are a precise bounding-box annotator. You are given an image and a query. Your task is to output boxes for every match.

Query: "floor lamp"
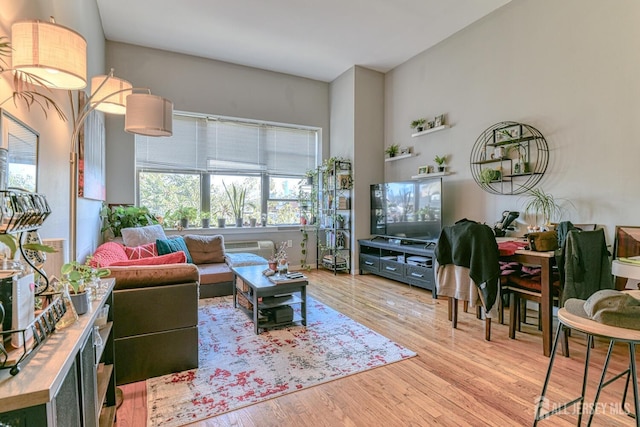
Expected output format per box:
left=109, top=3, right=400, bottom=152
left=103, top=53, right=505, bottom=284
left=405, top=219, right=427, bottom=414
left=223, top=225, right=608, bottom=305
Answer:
left=9, top=18, right=173, bottom=261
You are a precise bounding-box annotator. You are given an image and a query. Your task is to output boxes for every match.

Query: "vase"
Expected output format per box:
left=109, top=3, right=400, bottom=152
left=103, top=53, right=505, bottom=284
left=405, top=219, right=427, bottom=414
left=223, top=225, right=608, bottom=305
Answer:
left=201, top=218, right=210, bottom=228
left=250, top=218, right=257, bottom=227
left=70, top=291, right=89, bottom=315
left=56, top=283, right=79, bottom=329
left=217, top=218, right=226, bottom=228
left=236, top=217, right=243, bottom=227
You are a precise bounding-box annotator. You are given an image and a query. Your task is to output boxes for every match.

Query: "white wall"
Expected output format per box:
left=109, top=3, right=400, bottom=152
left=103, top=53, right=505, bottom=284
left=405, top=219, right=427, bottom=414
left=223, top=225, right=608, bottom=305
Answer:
left=104, top=42, right=331, bottom=263
left=384, top=0, right=640, bottom=243
left=0, top=0, right=105, bottom=262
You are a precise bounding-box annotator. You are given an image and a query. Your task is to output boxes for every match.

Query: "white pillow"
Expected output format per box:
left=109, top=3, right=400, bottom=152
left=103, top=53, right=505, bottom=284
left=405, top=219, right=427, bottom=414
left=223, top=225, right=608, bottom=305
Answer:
left=121, top=224, right=167, bottom=247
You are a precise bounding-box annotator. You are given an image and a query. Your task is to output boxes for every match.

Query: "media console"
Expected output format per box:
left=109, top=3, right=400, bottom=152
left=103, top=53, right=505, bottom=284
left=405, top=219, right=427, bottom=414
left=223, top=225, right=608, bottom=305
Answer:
left=359, top=236, right=436, bottom=296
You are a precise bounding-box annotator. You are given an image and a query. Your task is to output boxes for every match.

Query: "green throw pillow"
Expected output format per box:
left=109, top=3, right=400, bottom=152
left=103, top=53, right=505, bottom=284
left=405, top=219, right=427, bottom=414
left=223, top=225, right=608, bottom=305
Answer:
left=156, top=236, right=193, bottom=264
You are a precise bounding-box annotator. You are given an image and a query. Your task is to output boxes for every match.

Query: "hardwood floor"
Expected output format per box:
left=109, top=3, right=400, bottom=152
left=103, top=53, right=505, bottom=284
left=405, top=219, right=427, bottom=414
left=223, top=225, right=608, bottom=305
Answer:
left=115, top=270, right=638, bottom=426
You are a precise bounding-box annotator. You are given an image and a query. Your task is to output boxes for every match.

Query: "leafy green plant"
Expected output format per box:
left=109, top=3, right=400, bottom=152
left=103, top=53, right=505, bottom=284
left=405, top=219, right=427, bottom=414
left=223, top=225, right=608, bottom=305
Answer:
left=522, top=188, right=571, bottom=226
left=223, top=181, right=247, bottom=221
left=385, top=144, right=400, bottom=157
left=410, top=118, right=426, bottom=129
left=61, top=260, right=110, bottom=294
left=434, top=155, right=447, bottom=166
left=0, top=234, right=57, bottom=259
left=479, top=168, right=501, bottom=185
left=100, top=204, right=159, bottom=237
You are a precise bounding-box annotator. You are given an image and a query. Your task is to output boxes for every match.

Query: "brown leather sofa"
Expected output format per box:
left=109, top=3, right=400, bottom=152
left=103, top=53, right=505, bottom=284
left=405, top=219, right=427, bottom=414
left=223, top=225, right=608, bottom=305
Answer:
left=108, top=263, right=200, bottom=385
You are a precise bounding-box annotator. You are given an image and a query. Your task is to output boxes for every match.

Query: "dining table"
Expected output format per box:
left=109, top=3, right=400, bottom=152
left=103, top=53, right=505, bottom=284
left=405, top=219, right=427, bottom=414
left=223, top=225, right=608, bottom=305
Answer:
left=498, top=238, right=556, bottom=357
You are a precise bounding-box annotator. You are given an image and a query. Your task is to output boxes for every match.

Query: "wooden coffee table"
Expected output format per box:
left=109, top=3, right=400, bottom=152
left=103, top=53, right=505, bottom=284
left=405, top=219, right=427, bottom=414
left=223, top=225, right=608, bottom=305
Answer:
left=232, top=265, right=307, bottom=334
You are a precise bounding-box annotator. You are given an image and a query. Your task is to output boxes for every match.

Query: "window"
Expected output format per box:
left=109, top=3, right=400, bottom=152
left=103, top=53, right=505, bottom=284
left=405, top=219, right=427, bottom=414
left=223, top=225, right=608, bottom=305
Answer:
left=136, top=113, right=318, bottom=227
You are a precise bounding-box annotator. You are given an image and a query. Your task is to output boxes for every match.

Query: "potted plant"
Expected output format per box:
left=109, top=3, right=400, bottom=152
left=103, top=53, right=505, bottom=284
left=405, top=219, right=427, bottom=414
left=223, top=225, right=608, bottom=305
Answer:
left=385, top=143, right=400, bottom=158
left=261, top=212, right=268, bottom=227
left=434, top=155, right=447, bottom=172
left=60, top=261, right=110, bottom=315
left=168, top=206, right=197, bottom=229
left=223, top=181, right=247, bottom=227
left=99, top=204, right=159, bottom=239
left=480, top=168, right=501, bottom=185
left=201, top=211, right=211, bottom=228
left=410, top=118, right=426, bottom=132
left=522, top=188, right=571, bottom=229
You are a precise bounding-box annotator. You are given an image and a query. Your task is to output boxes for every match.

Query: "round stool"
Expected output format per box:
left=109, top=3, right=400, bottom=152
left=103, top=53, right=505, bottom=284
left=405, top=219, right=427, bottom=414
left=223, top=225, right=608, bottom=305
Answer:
left=534, top=305, right=640, bottom=426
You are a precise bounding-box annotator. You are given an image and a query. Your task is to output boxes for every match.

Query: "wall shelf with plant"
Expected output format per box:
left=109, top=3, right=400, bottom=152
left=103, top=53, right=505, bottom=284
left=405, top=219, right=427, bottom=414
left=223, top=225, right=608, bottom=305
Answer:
left=411, top=124, right=450, bottom=138
left=384, top=153, right=415, bottom=162
left=470, top=121, right=549, bottom=195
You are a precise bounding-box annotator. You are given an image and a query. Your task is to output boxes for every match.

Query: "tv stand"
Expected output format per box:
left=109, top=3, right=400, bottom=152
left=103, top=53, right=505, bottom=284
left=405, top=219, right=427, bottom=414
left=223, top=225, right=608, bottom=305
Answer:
left=359, top=237, right=436, bottom=296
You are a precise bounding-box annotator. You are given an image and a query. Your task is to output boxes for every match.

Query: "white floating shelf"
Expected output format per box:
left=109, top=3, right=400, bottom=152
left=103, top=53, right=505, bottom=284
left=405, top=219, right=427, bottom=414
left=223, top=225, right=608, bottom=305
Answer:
left=385, top=153, right=415, bottom=162
left=411, top=171, right=451, bottom=179
left=411, top=124, right=450, bottom=138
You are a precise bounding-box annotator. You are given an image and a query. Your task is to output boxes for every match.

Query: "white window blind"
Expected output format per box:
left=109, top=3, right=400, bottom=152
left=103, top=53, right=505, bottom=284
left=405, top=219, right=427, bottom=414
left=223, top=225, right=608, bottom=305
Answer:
left=136, top=114, right=317, bottom=175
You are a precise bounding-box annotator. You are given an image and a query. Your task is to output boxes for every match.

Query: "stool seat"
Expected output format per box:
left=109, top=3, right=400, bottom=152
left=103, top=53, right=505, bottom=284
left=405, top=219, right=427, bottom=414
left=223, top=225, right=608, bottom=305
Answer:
left=534, top=302, right=640, bottom=426
left=558, top=308, right=640, bottom=342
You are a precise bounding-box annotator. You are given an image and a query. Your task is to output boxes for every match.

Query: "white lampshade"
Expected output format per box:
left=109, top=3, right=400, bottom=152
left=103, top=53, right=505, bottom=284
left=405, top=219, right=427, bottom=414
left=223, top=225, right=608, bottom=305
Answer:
left=11, top=20, right=87, bottom=90
left=125, top=94, right=173, bottom=137
left=90, top=75, right=132, bottom=115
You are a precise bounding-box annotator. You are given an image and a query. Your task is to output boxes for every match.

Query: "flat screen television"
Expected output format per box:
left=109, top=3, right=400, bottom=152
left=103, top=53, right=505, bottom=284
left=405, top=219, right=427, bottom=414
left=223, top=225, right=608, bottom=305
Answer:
left=370, top=178, right=442, bottom=242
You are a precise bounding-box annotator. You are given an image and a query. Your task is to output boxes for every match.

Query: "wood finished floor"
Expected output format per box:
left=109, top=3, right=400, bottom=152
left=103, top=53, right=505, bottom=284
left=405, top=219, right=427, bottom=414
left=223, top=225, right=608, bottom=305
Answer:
left=115, top=270, right=638, bottom=426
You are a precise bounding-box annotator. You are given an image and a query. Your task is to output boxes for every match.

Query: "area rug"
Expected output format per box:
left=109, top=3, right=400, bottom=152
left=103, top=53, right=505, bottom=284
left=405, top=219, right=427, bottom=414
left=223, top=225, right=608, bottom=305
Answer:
left=146, top=295, right=416, bottom=426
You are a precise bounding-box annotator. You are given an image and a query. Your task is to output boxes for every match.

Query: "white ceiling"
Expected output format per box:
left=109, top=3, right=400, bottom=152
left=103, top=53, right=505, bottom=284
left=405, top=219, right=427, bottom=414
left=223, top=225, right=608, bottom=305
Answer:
left=96, top=0, right=510, bottom=82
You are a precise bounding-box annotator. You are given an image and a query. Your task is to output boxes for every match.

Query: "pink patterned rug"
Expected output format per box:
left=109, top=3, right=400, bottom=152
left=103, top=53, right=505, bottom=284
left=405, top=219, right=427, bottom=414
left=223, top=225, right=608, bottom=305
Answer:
left=146, top=295, right=416, bottom=426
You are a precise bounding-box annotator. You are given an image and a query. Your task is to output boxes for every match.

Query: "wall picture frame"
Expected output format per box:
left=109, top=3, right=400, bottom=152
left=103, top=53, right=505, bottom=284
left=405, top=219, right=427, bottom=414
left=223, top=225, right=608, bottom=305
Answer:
left=417, top=166, right=428, bottom=175
left=434, top=114, right=445, bottom=127
left=77, top=92, right=106, bottom=200
left=494, top=124, right=521, bottom=143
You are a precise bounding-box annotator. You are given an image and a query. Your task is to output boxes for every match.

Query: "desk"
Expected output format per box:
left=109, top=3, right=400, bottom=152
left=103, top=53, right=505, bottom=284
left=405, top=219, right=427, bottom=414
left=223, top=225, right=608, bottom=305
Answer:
left=504, top=249, right=556, bottom=357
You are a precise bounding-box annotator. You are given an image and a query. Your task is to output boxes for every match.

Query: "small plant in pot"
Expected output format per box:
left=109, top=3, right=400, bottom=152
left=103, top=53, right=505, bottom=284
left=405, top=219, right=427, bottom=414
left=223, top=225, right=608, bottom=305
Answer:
left=434, top=155, right=447, bottom=172
left=385, top=143, right=400, bottom=158
left=200, top=211, right=211, bottom=228
left=223, top=181, right=247, bottom=227
left=410, top=118, right=426, bottom=132
left=521, top=188, right=573, bottom=230
left=60, top=261, right=110, bottom=315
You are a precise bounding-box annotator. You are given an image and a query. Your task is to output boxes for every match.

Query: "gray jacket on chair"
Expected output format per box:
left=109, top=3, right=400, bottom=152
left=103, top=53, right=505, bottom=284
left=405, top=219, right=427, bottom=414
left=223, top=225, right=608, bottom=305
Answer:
left=561, top=228, right=613, bottom=305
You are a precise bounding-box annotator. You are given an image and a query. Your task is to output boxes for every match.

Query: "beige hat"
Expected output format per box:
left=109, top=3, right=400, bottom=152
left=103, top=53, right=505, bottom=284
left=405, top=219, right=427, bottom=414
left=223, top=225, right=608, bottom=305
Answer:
left=564, top=289, right=640, bottom=330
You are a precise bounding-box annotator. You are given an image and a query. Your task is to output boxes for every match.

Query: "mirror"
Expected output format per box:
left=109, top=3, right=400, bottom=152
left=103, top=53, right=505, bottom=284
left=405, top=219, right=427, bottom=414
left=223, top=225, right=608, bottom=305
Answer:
left=0, top=110, right=39, bottom=192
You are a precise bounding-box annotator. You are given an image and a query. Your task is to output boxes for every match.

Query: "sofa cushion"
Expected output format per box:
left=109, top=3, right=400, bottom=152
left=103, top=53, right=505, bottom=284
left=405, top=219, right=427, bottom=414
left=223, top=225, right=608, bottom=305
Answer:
left=225, top=252, right=268, bottom=267
left=90, top=242, right=128, bottom=267
left=121, top=224, right=167, bottom=247
left=183, top=234, right=225, bottom=264
left=198, top=262, right=234, bottom=285
left=124, top=242, right=158, bottom=259
left=157, top=236, right=193, bottom=263
left=110, top=251, right=186, bottom=267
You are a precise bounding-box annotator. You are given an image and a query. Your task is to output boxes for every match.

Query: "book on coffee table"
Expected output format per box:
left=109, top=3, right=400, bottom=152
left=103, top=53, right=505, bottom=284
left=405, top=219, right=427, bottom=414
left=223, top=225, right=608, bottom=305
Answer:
left=268, top=273, right=307, bottom=284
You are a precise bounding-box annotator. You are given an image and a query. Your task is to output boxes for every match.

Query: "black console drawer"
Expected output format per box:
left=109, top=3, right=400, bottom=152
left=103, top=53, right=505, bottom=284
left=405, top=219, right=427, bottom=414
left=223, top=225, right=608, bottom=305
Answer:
left=379, top=259, right=403, bottom=280
left=404, top=264, right=434, bottom=290
left=360, top=254, right=379, bottom=273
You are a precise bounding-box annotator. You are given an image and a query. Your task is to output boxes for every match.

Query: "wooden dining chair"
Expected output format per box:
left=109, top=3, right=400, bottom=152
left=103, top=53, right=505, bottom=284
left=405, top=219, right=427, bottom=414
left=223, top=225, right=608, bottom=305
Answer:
left=503, top=227, right=612, bottom=354
left=435, top=219, right=500, bottom=341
